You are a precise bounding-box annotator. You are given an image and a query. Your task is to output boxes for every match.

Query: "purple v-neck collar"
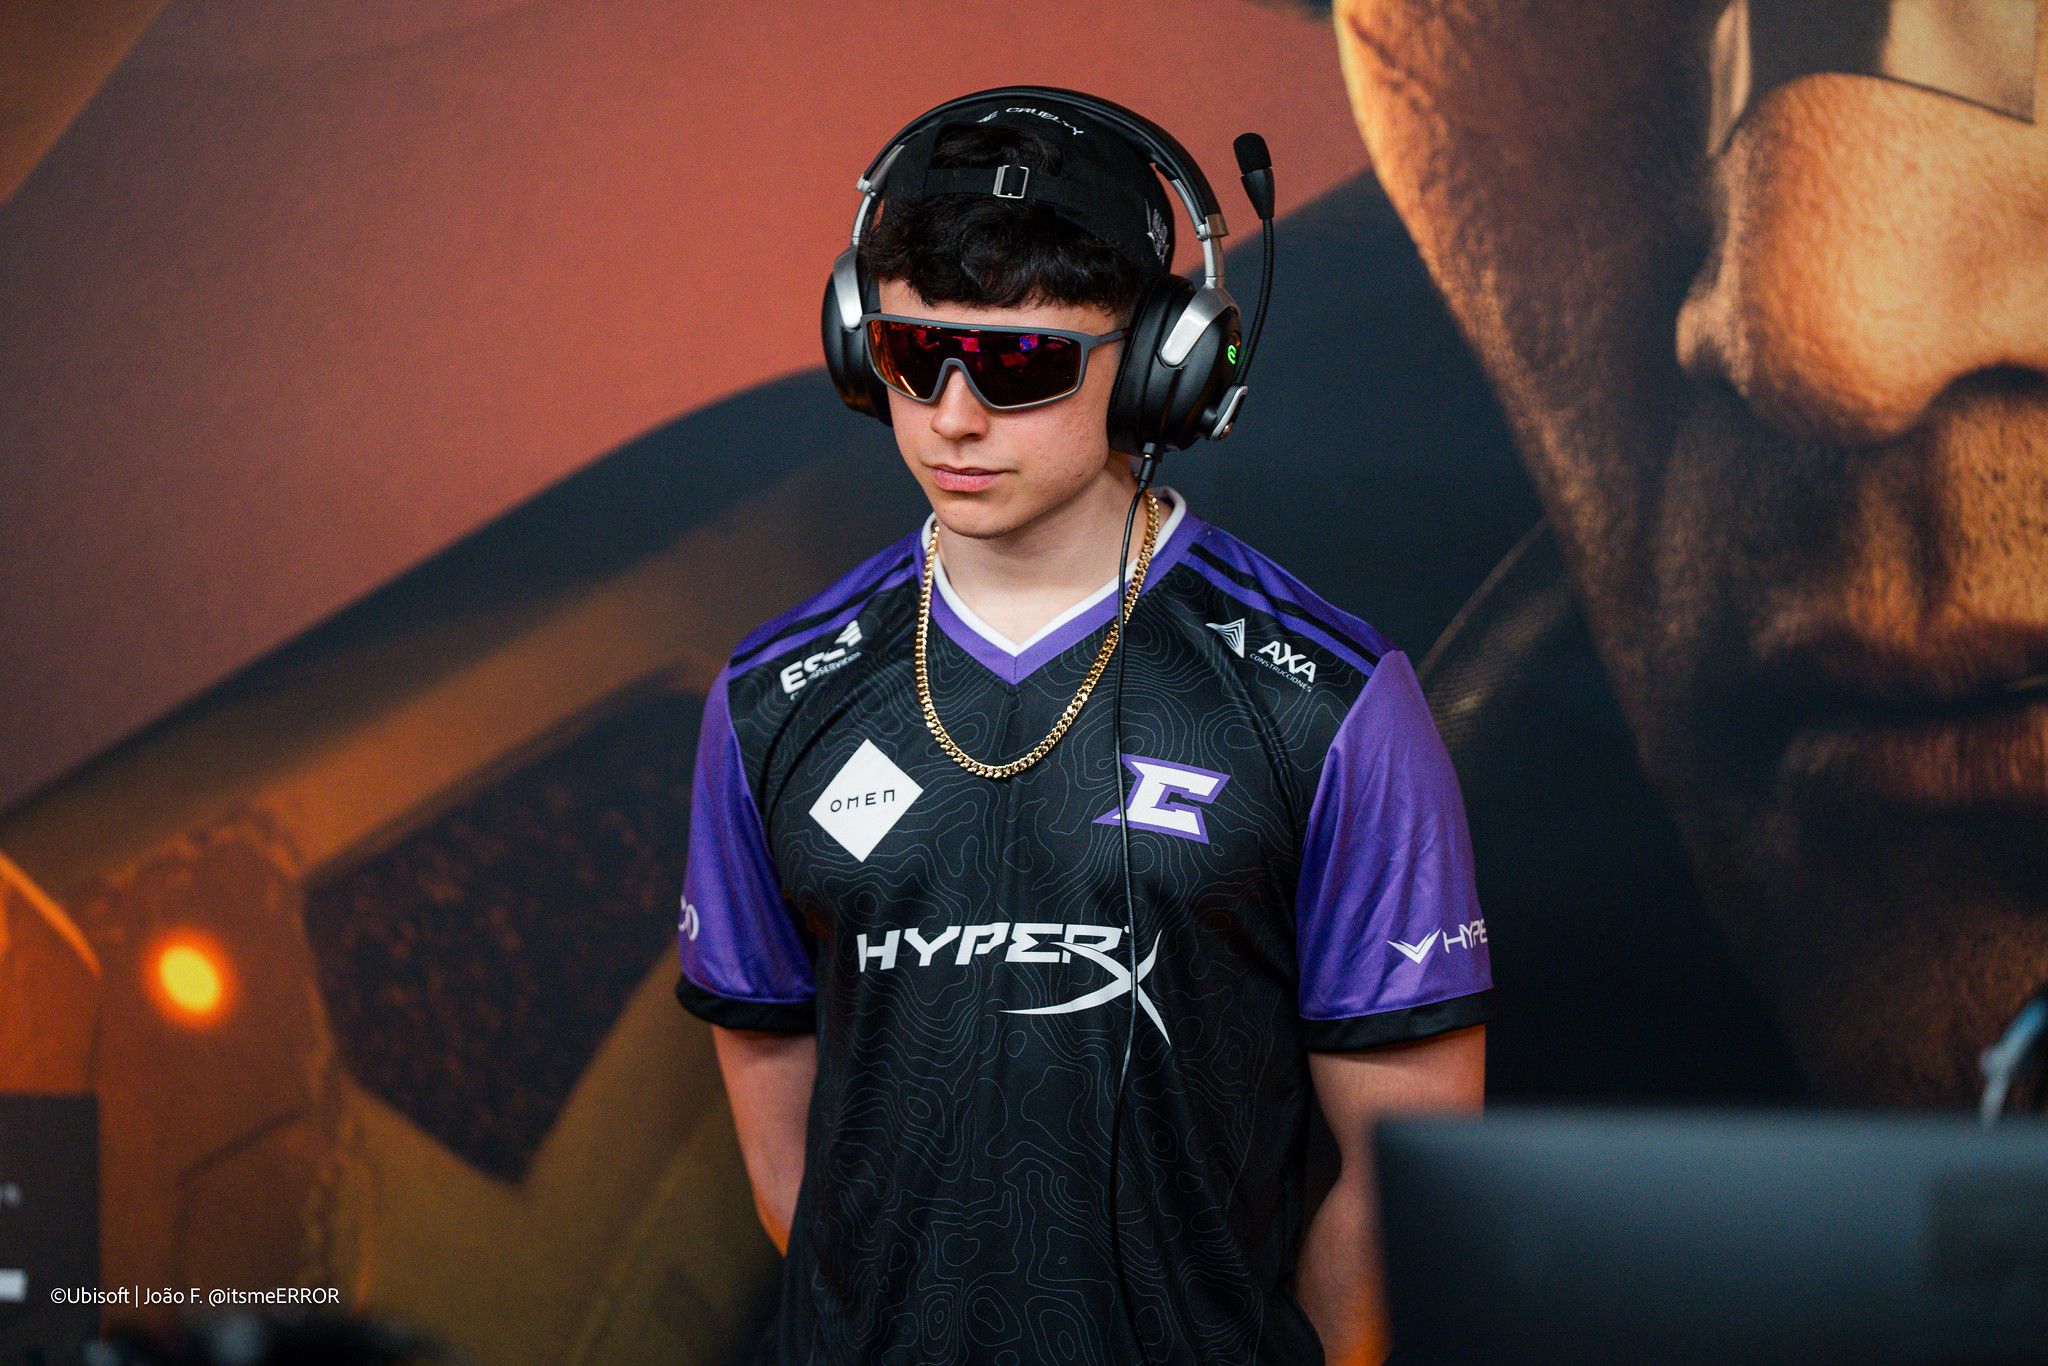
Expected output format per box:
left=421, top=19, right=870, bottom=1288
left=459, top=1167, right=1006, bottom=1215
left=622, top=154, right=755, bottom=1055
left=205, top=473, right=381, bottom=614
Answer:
left=914, top=491, right=1200, bottom=686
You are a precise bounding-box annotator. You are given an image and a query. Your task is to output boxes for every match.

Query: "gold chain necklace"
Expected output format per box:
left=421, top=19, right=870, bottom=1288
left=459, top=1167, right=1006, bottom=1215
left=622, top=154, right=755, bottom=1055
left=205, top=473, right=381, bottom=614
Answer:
left=916, top=492, right=1162, bottom=780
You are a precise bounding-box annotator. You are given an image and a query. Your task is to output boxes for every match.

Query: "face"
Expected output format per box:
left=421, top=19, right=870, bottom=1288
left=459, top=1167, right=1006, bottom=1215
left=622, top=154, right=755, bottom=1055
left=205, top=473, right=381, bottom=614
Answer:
left=875, top=276, right=1129, bottom=542
left=1337, top=0, right=2048, bottom=1105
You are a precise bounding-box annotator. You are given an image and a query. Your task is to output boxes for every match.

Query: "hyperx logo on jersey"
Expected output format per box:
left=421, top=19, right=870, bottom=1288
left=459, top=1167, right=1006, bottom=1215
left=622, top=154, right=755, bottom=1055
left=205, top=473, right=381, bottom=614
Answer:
left=1390, top=918, right=1488, bottom=965
left=855, top=920, right=1172, bottom=1042
left=676, top=490, right=1493, bottom=1365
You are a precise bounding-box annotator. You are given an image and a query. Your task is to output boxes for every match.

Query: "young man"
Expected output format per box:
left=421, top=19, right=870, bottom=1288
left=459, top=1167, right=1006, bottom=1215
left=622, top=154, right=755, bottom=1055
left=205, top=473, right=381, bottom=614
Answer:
left=676, top=98, right=1490, bottom=1366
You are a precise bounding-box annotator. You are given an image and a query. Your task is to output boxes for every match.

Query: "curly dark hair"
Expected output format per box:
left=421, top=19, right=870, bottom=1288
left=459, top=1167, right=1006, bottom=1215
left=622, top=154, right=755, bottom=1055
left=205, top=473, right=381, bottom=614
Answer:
left=858, top=123, right=1149, bottom=319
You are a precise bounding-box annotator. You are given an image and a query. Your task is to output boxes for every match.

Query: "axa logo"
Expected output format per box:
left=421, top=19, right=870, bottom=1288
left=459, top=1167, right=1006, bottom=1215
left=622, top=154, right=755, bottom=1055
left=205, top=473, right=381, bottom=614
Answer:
left=1389, top=919, right=1487, bottom=966
left=1255, top=638, right=1317, bottom=687
left=1212, top=618, right=1320, bottom=689
left=780, top=620, right=864, bottom=696
left=1206, top=618, right=1247, bottom=656
left=856, top=920, right=1170, bottom=1045
left=1095, top=754, right=1230, bottom=844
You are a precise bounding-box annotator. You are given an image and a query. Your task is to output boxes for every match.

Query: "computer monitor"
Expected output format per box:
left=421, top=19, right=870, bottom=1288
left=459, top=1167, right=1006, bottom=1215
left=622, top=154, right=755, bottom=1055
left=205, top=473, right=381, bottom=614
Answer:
left=1375, top=1108, right=2048, bottom=1365
left=0, top=1094, right=98, bottom=1366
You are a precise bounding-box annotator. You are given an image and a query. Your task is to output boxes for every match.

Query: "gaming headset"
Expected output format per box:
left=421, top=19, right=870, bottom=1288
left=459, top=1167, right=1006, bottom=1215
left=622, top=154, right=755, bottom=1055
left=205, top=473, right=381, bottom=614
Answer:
left=821, top=85, right=1270, bottom=455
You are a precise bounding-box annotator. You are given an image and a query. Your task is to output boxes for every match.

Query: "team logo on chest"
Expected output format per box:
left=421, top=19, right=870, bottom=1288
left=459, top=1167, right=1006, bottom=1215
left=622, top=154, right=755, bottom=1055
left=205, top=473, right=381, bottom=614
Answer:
left=1095, top=754, right=1231, bottom=844
left=810, top=738, right=922, bottom=861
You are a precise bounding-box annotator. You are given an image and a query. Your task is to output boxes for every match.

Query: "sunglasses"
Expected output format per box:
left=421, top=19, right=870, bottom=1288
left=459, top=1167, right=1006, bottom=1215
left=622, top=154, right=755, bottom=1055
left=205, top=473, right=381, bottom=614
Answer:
left=862, top=312, right=1128, bottom=412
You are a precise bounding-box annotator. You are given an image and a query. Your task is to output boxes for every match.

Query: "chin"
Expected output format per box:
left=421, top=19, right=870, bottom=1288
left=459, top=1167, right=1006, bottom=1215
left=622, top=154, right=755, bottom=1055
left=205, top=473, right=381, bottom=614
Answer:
left=929, top=492, right=1024, bottom=540
left=1670, top=766, right=2048, bottom=1108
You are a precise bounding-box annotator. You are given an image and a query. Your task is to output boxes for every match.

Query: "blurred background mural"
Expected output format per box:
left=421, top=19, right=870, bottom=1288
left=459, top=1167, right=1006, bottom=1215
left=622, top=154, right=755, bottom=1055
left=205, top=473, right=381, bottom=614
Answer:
left=2, top=0, right=2042, bottom=1361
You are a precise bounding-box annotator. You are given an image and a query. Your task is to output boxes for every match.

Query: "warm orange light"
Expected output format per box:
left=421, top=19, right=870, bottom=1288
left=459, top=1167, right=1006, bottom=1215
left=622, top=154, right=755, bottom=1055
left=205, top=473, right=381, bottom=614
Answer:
left=149, top=935, right=232, bottom=1024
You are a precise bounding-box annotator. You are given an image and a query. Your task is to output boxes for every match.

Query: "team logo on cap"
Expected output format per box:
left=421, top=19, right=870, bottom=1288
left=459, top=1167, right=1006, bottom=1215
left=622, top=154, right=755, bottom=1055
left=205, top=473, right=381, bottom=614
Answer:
left=1147, top=205, right=1170, bottom=262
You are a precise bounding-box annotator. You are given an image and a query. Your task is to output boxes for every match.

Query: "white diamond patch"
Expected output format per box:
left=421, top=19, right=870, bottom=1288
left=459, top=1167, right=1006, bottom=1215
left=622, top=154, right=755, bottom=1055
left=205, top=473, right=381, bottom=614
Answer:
left=809, top=739, right=922, bottom=861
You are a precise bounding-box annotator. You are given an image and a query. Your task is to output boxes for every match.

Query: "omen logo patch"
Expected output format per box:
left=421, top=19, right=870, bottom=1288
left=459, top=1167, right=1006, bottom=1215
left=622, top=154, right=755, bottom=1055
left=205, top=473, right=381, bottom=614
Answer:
left=1095, top=755, right=1230, bottom=844
left=810, top=739, right=922, bottom=861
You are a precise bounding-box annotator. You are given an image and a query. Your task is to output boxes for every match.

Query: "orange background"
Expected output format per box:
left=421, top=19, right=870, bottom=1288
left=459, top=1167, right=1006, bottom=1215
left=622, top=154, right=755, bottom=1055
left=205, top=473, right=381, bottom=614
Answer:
left=0, top=0, right=1367, bottom=812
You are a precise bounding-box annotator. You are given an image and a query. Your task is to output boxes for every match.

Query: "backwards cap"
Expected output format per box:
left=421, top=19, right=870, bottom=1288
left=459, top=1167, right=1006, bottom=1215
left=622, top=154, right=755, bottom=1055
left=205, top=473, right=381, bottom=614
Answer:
left=881, top=97, right=1177, bottom=278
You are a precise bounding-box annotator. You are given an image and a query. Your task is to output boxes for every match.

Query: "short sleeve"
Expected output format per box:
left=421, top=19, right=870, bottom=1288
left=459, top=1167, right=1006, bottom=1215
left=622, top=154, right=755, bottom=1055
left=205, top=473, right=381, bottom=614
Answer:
left=1294, top=650, right=1495, bottom=1050
left=675, top=665, right=817, bottom=1032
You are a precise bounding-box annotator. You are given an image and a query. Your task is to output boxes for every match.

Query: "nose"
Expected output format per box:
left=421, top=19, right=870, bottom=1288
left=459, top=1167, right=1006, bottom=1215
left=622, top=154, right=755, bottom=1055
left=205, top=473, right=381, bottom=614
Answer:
left=928, top=364, right=990, bottom=440
left=1676, top=76, right=2048, bottom=447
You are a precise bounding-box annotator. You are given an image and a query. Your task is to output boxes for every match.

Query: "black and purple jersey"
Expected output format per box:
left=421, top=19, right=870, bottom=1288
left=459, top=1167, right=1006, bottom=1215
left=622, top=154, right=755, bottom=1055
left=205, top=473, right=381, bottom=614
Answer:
left=675, top=489, right=1492, bottom=1366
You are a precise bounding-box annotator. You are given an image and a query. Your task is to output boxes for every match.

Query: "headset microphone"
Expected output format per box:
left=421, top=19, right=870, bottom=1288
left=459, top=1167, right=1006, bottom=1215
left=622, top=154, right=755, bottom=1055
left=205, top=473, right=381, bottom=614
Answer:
left=1234, top=132, right=1275, bottom=219
left=1232, top=133, right=1275, bottom=376
left=1201, top=133, right=1273, bottom=441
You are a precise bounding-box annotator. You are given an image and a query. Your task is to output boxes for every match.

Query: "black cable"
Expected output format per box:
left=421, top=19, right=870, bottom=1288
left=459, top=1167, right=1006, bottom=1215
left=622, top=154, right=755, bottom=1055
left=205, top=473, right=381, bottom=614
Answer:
left=1240, top=217, right=1275, bottom=382
left=1107, top=445, right=1161, bottom=1366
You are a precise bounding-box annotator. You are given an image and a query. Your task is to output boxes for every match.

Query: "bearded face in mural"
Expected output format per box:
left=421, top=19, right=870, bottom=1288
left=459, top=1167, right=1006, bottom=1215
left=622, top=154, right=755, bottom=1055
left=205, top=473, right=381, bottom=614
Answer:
left=1337, top=0, right=2048, bottom=1106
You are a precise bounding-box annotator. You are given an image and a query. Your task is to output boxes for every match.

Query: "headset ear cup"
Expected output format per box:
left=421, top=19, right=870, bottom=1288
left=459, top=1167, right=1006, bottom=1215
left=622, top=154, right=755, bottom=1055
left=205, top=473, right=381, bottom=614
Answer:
left=1106, top=273, right=1187, bottom=454
left=820, top=250, right=894, bottom=425
left=1162, top=298, right=1240, bottom=450
left=1108, top=274, right=1240, bottom=454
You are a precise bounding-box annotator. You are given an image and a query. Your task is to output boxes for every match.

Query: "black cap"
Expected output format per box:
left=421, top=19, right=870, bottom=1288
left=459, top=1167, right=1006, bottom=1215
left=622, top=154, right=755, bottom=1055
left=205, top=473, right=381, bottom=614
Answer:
left=882, top=96, right=1176, bottom=278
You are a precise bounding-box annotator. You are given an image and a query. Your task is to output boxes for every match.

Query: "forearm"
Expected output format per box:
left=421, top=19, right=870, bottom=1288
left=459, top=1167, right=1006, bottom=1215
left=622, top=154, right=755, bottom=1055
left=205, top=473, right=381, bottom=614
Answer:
left=711, top=1025, right=818, bottom=1254
left=1301, top=1024, right=1487, bottom=1365
left=1295, top=1166, right=1387, bottom=1366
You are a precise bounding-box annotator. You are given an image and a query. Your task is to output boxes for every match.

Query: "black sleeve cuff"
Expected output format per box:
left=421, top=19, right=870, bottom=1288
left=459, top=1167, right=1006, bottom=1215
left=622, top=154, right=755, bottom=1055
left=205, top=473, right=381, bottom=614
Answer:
left=1299, top=988, right=1495, bottom=1051
left=674, top=972, right=816, bottom=1033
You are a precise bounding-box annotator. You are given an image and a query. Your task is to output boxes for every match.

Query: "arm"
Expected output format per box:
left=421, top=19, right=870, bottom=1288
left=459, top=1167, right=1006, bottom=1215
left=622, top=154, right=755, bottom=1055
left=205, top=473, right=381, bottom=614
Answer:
left=1298, top=1023, right=1486, bottom=1366
left=711, top=1023, right=818, bottom=1255
left=674, top=665, right=822, bottom=1250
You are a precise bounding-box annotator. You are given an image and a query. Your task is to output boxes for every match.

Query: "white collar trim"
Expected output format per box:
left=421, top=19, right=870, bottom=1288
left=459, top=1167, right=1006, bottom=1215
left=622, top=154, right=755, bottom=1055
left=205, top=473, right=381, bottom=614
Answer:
left=922, top=487, right=1188, bottom=658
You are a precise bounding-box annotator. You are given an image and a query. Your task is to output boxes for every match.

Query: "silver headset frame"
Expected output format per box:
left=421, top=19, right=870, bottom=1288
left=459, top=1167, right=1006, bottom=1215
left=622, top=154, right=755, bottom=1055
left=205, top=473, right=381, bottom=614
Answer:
left=831, top=101, right=1239, bottom=374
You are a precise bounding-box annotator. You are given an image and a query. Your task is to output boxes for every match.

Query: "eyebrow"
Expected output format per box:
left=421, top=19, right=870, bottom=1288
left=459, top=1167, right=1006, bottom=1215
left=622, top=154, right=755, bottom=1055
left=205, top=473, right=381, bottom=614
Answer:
left=1709, top=0, right=2038, bottom=150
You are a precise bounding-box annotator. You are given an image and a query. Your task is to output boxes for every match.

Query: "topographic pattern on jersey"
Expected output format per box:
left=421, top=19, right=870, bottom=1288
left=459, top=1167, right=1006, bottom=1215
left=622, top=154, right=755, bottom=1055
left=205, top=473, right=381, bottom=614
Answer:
left=726, top=540, right=1380, bottom=1366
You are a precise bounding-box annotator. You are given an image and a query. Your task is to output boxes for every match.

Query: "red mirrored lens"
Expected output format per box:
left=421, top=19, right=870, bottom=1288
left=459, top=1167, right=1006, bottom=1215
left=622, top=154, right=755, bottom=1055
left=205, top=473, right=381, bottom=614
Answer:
left=867, top=320, right=1085, bottom=409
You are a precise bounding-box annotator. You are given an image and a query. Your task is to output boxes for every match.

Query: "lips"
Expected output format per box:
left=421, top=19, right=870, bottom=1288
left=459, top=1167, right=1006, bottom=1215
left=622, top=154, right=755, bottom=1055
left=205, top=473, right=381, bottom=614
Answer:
left=928, top=465, right=1003, bottom=493
left=1754, top=618, right=2048, bottom=812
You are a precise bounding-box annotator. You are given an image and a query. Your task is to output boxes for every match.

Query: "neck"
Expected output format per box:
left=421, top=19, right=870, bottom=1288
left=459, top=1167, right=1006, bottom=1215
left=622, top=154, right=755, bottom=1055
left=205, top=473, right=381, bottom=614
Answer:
left=935, top=464, right=1151, bottom=642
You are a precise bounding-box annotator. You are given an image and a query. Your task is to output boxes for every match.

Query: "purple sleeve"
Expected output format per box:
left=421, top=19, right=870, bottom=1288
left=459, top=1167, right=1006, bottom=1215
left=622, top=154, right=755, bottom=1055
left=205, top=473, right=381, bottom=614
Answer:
left=1294, top=650, right=1494, bottom=1050
left=674, top=666, right=816, bottom=1032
